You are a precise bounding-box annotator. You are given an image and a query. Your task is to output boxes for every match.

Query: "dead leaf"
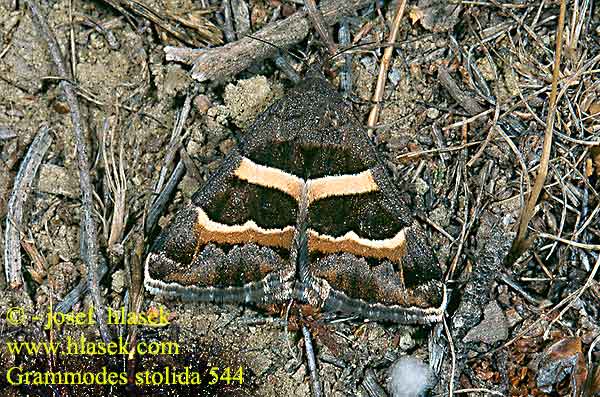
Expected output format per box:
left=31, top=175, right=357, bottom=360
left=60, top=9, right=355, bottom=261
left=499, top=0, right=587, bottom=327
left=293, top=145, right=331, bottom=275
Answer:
left=536, top=337, right=588, bottom=397
left=586, top=158, right=594, bottom=178
left=589, top=102, right=600, bottom=116
left=591, top=147, right=600, bottom=177
left=409, top=6, right=425, bottom=24
left=584, top=365, right=600, bottom=396
left=413, top=0, right=461, bottom=32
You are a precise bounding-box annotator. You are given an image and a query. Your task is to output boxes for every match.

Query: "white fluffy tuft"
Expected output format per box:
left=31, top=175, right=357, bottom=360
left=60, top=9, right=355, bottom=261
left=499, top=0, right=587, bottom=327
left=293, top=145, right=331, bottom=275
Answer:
left=388, top=356, right=434, bottom=397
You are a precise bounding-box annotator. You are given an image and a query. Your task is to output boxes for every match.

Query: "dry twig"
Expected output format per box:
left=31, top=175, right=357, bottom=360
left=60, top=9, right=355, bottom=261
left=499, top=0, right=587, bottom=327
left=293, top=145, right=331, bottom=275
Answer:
left=538, top=232, right=600, bottom=251
left=165, top=0, right=372, bottom=82
left=454, top=388, right=505, bottom=396
left=438, top=64, right=485, bottom=116
left=145, top=88, right=196, bottom=234
left=443, top=317, right=457, bottom=396
left=56, top=258, right=108, bottom=313
left=304, top=0, right=337, bottom=55
left=26, top=0, right=111, bottom=343
left=230, top=0, right=250, bottom=39
left=145, top=160, right=186, bottom=234
left=367, top=0, right=407, bottom=135
left=362, top=368, right=387, bottom=396
left=222, top=0, right=236, bottom=43
left=100, top=0, right=223, bottom=46
left=4, top=126, right=51, bottom=289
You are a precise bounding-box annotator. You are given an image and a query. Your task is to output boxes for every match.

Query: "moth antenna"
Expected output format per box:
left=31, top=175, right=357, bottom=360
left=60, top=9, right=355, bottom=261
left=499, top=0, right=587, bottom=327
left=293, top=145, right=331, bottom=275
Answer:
left=325, top=41, right=380, bottom=64
left=245, top=34, right=309, bottom=70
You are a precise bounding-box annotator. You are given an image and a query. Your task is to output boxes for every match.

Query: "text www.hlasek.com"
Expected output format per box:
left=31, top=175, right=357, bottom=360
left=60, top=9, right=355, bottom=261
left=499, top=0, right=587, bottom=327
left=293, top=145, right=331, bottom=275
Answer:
left=6, top=335, right=178, bottom=356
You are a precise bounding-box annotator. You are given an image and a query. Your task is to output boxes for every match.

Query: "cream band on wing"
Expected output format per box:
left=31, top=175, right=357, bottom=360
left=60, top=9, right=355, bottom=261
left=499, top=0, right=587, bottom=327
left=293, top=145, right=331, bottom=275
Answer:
left=234, top=156, right=380, bottom=203
left=195, top=207, right=295, bottom=249
left=307, top=228, right=407, bottom=263
left=234, top=157, right=304, bottom=200
left=306, top=171, right=378, bottom=203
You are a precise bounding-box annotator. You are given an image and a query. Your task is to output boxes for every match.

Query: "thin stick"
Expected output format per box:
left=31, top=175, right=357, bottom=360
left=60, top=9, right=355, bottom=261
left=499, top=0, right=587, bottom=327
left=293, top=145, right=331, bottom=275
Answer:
left=498, top=272, right=544, bottom=306
left=538, top=232, right=600, bottom=250
left=443, top=317, right=456, bottom=396
left=304, top=0, right=337, bottom=55
left=145, top=160, right=186, bottom=234
left=495, top=125, right=532, bottom=193
left=145, top=88, right=196, bottom=234
left=222, top=0, right=236, bottom=43
left=302, top=325, right=323, bottom=397
left=27, top=0, right=111, bottom=343
left=367, top=0, right=407, bottom=135
left=395, top=140, right=485, bottom=160
left=454, top=388, right=504, bottom=396
left=362, top=368, right=387, bottom=396
left=588, top=332, right=600, bottom=367
left=284, top=299, right=302, bottom=364
left=154, top=89, right=195, bottom=197
left=68, top=0, right=76, bottom=79
left=55, top=257, right=108, bottom=313
left=442, top=108, right=495, bottom=131
left=466, top=104, right=499, bottom=167
left=508, top=0, right=568, bottom=264
left=4, top=126, right=52, bottom=289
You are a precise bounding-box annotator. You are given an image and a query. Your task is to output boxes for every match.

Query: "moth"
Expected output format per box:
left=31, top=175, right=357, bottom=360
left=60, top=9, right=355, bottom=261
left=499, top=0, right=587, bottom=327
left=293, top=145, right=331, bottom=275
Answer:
left=145, top=71, right=446, bottom=324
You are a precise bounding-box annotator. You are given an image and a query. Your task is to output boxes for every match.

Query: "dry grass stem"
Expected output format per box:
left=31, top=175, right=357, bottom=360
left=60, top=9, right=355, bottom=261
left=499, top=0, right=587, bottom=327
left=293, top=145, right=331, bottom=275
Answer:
left=454, top=388, right=505, bottom=396
left=303, top=325, right=323, bottom=397
left=537, top=232, right=600, bottom=250
left=508, top=0, right=568, bottom=264
left=444, top=317, right=457, bottom=396
left=101, top=117, right=128, bottom=249
left=367, top=0, right=407, bottom=135
left=442, top=108, right=495, bottom=131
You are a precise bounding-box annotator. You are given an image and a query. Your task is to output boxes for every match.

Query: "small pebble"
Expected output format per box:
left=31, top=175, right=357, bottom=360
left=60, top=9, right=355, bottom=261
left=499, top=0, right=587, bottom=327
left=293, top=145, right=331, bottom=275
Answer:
left=426, top=108, right=440, bottom=119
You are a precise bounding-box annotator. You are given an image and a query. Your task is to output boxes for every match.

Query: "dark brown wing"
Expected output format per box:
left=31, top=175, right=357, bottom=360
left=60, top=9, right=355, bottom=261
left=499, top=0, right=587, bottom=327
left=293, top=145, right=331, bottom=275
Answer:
left=145, top=149, right=297, bottom=304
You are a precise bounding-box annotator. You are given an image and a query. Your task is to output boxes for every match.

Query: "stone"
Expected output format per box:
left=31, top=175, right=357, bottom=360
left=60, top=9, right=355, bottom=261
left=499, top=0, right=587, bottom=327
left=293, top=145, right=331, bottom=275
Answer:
left=463, top=300, right=509, bottom=344
left=37, top=164, right=80, bottom=198
left=111, top=269, right=125, bottom=294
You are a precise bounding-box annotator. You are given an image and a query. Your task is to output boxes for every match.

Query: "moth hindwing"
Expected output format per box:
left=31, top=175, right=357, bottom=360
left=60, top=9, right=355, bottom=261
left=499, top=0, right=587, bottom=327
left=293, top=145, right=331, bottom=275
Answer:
left=145, top=72, right=446, bottom=324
